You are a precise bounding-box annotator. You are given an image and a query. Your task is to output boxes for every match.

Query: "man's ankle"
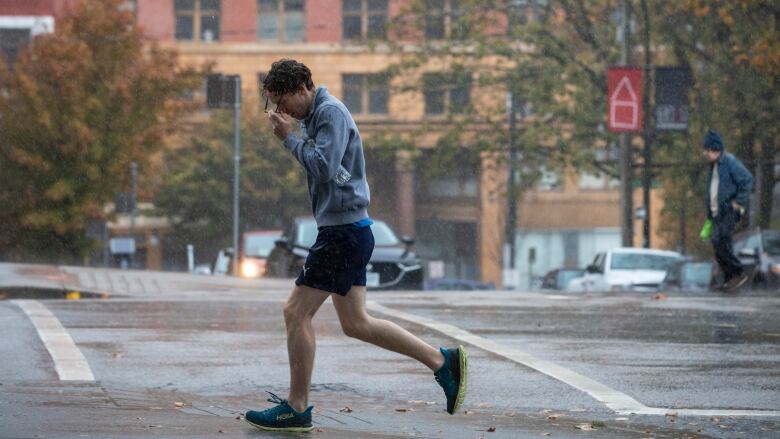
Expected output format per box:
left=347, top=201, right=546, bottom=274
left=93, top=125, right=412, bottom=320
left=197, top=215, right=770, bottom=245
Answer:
left=287, top=398, right=307, bottom=413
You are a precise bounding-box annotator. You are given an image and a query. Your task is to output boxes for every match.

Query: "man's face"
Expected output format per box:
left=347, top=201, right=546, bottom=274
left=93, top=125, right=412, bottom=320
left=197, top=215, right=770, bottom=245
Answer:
left=703, top=149, right=721, bottom=163
left=265, top=85, right=309, bottom=120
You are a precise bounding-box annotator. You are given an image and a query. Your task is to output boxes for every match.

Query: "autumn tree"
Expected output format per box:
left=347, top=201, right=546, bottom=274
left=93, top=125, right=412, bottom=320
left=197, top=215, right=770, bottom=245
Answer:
left=0, top=0, right=203, bottom=263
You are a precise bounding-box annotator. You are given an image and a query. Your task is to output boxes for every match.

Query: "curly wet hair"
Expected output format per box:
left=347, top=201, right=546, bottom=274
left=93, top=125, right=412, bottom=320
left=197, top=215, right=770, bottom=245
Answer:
left=262, top=59, right=314, bottom=95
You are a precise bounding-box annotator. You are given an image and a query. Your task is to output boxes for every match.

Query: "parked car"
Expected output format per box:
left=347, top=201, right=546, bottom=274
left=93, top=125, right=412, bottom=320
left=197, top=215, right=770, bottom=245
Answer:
left=540, top=268, right=585, bottom=291
left=240, top=229, right=283, bottom=278
left=659, top=259, right=714, bottom=292
left=568, top=247, right=683, bottom=292
left=266, top=217, right=424, bottom=290
left=731, top=228, right=780, bottom=290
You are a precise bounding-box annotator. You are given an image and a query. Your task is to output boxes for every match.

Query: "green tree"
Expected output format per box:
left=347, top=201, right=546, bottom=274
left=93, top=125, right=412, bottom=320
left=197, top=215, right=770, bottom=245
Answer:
left=387, top=0, right=626, bottom=187
left=388, top=0, right=778, bottom=253
left=154, top=100, right=309, bottom=258
left=654, top=0, right=779, bottom=247
left=0, top=0, right=203, bottom=262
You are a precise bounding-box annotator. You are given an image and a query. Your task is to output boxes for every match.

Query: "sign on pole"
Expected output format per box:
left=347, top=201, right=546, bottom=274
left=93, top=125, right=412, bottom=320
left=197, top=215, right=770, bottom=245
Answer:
left=607, top=67, right=644, bottom=132
left=655, top=67, right=691, bottom=131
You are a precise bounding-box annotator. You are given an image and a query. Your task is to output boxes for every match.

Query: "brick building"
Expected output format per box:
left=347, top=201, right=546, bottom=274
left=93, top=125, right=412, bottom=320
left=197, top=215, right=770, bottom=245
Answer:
left=1, top=0, right=664, bottom=286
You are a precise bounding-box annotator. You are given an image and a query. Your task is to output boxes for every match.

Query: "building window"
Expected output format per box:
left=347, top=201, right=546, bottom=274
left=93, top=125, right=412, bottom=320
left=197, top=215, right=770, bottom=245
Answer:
left=508, top=0, right=549, bottom=29
left=578, top=149, right=620, bottom=191
left=0, top=16, right=53, bottom=69
left=343, top=0, right=388, bottom=40
left=342, top=74, right=389, bottom=115
left=423, top=73, right=471, bottom=115
left=0, top=28, right=30, bottom=68
left=425, top=0, right=467, bottom=40
left=258, top=0, right=304, bottom=42
left=175, top=0, right=221, bottom=42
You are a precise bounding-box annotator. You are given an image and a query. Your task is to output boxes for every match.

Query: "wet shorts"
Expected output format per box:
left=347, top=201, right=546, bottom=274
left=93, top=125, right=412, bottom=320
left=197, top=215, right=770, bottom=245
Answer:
left=295, top=223, right=375, bottom=296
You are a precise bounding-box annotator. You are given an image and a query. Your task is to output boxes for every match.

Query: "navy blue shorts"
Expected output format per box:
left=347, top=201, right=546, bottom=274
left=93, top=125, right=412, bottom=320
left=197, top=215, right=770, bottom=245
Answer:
left=295, top=224, right=375, bottom=296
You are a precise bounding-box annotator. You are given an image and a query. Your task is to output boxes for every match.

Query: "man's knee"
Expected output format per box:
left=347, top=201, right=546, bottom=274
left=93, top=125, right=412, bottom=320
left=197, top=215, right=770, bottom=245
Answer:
left=341, top=316, right=371, bottom=340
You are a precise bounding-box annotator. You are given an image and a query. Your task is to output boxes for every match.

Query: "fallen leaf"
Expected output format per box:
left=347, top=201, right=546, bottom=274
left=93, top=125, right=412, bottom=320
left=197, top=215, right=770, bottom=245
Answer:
left=218, top=430, right=225, bottom=434
left=112, top=352, right=122, bottom=358
left=547, top=414, right=559, bottom=420
left=395, top=407, right=414, bottom=412
left=174, top=402, right=184, bottom=408
left=235, top=415, right=242, bottom=420
left=543, top=434, right=551, bottom=437
left=666, top=411, right=678, bottom=417
left=464, top=410, right=474, bottom=415
left=574, top=423, right=596, bottom=431
left=653, top=293, right=668, bottom=300
left=339, top=406, right=353, bottom=413
left=487, top=427, right=496, bottom=432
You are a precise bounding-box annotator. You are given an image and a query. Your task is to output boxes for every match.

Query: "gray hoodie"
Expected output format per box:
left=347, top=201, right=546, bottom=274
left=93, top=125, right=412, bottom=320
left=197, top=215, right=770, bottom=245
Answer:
left=282, top=86, right=370, bottom=227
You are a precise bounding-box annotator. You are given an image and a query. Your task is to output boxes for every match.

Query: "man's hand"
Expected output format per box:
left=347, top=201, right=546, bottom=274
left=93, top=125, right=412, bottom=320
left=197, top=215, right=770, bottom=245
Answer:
left=268, top=111, right=293, bottom=141
left=732, top=201, right=745, bottom=215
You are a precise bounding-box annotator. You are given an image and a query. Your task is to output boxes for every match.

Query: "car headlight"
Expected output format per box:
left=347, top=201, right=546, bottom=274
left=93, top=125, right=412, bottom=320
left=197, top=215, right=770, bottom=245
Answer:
left=241, top=260, right=260, bottom=278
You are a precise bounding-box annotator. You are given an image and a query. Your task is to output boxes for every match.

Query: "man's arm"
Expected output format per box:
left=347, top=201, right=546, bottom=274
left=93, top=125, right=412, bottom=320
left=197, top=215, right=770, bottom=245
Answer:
left=731, top=156, right=753, bottom=209
left=272, top=107, right=348, bottom=183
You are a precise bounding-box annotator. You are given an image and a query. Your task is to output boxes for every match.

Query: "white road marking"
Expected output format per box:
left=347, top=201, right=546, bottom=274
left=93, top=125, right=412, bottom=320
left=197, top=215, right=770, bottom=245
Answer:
left=367, top=301, right=780, bottom=418
left=13, top=300, right=95, bottom=381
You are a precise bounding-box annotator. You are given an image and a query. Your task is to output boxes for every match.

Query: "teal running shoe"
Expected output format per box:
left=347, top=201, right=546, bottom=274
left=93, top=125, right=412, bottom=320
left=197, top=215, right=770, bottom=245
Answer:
left=245, top=392, right=313, bottom=432
left=434, top=345, right=468, bottom=414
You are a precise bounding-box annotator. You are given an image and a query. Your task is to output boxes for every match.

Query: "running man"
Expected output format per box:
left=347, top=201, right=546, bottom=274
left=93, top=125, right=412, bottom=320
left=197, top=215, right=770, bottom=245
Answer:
left=245, top=59, right=467, bottom=432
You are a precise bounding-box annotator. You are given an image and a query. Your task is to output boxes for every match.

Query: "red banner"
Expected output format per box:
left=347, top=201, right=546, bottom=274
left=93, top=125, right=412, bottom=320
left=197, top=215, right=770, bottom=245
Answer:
left=607, top=67, right=643, bottom=132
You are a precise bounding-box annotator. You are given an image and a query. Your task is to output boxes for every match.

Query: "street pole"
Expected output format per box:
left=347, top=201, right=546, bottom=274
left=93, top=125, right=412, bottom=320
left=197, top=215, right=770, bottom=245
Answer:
left=232, top=75, right=241, bottom=277
left=130, top=161, right=137, bottom=268
left=505, top=90, right=519, bottom=289
left=619, top=0, right=634, bottom=247
left=640, top=0, right=653, bottom=248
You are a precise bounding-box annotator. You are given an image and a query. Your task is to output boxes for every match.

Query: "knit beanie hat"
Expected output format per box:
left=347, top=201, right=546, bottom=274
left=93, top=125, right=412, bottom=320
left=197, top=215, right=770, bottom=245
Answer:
left=703, top=129, right=724, bottom=151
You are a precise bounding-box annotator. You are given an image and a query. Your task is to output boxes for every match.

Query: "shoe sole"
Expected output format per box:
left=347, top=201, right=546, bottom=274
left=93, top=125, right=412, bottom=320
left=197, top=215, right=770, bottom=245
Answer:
left=452, top=345, right=468, bottom=415
left=725, top=274, right=750, bottom=292
left=245, top=418, right=313, bottom=432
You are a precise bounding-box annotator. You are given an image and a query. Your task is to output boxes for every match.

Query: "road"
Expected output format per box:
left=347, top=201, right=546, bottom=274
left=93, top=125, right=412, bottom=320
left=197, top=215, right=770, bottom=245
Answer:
left=0, top=263, right=778, bottom=438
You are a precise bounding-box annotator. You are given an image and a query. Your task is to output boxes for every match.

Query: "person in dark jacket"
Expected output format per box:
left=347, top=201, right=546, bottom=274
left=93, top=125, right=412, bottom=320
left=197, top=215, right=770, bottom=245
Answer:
left=703, top=129, right=754, bottom=291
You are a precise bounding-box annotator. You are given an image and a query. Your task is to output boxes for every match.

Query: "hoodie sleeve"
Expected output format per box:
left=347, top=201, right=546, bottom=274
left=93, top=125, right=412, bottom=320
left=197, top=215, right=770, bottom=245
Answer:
left=730, top=155, right=753, bottom=207
left=282, top=106, right=348, bottom=183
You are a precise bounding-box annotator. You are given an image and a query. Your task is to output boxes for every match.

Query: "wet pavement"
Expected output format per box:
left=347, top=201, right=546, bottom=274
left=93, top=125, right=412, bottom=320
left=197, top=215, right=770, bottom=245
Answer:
left=0, top=263, right=779, bottom=438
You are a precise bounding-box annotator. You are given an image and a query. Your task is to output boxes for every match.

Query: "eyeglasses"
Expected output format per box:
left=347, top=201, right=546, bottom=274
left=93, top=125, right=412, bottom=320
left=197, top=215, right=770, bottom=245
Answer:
left=263, top=94, right=284, bottom=113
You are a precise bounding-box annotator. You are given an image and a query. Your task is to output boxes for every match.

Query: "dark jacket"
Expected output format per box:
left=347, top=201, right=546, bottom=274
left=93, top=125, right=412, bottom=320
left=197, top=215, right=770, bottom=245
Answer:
left=282, top=86, right=370, bottom=227
left=706, top=152, right=753, bottom=219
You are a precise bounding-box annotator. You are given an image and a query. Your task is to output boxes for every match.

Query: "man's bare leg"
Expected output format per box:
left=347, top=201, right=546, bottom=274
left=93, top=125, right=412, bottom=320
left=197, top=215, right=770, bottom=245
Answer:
left=283, top=284, right=330, bottom=412
left=331, top=285, right=444, bottom=371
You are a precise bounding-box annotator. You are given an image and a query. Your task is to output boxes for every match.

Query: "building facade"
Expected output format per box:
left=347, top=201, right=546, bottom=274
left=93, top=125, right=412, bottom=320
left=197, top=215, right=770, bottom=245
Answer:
left=1, top=0, right=664, bottom=285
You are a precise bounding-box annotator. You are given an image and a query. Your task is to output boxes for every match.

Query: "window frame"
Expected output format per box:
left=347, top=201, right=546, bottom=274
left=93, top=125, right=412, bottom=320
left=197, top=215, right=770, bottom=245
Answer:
left=424, top=0, right=467, bottom=40
left=423, top=72, right=472, bottom=116
left=257, top=0, right=305, bottom=42
left=175, top=0, right=221, bottom=42
left=342, top=73, right=389, bottom=116
left=342, top=0, right=388, bottom=41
